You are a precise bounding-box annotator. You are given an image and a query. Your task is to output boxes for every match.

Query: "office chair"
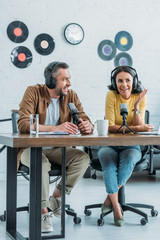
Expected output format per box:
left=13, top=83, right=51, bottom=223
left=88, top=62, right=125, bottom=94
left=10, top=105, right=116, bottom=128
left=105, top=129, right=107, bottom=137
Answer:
left=84, top=110, right=158, bottom=226
left=0, top=117, right=12, bottom=167
left=0, top=111, right=81, bottom=224
left=147, top=145, right=160, bottom=175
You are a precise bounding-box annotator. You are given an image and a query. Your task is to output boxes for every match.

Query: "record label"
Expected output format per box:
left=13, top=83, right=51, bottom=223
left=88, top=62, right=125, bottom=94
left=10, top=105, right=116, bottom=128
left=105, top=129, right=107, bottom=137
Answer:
left=40, top=40, right=49, bottom=49
left=14, top=28, right=22, bottom=37
left=18, top=53, right=26, bottom=62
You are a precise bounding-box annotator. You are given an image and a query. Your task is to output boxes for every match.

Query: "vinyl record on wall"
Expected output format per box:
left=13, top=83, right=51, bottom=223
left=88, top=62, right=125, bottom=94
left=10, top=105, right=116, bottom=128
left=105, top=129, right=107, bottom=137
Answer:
left=7, top=21, right=29, bottom=43
left=114, top=52, right=133, bottom=67
left=10, top=46, right=33, bottom=68
left=97, top=40, right=117, bottom=61
left=34, top=33, right=55, bottom=55
left=115, top=31, right=133, bottom=51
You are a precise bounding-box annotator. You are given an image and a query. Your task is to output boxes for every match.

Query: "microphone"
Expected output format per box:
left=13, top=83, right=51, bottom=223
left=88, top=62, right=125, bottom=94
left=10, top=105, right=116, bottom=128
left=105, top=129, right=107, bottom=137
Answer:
left=115, top=103, right=134, bottom=134
left=68, top=103, right=81, bottom=125
left=120, top=103, right=128, bottom=120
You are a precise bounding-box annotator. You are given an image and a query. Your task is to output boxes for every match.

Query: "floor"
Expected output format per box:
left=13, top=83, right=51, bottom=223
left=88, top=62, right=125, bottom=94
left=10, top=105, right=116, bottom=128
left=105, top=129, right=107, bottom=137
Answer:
left=0, top=169, right=160, bottom=240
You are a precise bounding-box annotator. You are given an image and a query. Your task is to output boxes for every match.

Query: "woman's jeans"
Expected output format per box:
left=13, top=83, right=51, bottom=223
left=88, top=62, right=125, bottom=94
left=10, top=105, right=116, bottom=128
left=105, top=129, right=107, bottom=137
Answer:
left=98, top=146, right=142, bottom=194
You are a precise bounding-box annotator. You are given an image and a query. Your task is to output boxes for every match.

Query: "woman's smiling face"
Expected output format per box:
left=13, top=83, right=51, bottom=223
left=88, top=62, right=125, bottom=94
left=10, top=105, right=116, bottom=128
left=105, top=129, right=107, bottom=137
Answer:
left=115, top=71, right=133, bottom=99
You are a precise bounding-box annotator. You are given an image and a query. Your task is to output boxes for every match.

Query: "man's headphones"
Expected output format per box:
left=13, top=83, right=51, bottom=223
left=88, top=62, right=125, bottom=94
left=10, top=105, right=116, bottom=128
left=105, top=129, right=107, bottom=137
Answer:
left=44, top=61, right=59, bottom=89
left=111, top=66, right=138, bottom=90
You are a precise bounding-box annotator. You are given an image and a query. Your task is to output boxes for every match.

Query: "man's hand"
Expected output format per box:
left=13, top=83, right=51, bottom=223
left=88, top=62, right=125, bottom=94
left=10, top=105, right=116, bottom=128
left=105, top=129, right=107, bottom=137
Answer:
left=78, top=118, right=93, bottom=134
left=56, top=122, right=78, bottom=135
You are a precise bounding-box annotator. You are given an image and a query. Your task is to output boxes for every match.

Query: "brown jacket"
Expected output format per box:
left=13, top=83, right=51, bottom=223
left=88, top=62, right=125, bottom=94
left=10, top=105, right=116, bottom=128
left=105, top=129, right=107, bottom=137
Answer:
left=17, top=84, right=92, bottom=168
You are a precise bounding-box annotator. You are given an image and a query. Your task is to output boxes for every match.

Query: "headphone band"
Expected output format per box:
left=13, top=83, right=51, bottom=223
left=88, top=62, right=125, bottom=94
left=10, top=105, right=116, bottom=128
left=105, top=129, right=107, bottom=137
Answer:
left=47, top=61, right=60, bottom=72
left=111, top=66, right=137, bottom=78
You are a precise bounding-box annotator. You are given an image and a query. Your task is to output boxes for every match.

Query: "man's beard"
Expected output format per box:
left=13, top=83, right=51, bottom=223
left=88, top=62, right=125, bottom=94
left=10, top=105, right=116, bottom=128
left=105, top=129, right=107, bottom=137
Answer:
left=55, top=87, right=68, bottom=97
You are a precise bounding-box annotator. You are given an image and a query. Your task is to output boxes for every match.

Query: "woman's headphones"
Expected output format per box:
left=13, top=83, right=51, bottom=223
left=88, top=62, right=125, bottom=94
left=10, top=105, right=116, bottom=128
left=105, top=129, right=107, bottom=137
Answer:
left=111, top=66, right=138, bottom=90
left=44, top=61, right=59, bottom=89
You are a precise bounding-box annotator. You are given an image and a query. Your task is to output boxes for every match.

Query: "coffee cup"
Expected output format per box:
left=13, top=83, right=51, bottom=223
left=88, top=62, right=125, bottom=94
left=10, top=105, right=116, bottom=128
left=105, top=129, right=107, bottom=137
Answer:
left=95, top=119, right=108, bottom=136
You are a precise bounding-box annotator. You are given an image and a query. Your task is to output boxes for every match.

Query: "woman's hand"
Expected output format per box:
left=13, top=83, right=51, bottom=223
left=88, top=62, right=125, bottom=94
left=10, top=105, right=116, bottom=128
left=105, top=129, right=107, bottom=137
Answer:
left=138, top=123, right=154, bottom=132
left=134, top=89, right=147, bottom=109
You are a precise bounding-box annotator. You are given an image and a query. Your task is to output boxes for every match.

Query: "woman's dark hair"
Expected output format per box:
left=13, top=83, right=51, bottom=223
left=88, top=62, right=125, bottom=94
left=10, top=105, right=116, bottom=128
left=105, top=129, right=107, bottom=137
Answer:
left=108, top=66, right=143, bottom=94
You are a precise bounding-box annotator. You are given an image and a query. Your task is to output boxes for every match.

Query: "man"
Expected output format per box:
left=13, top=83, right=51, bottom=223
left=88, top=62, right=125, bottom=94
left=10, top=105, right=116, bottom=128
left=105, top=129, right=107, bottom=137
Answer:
left=17, top=61, right=93, bottom=233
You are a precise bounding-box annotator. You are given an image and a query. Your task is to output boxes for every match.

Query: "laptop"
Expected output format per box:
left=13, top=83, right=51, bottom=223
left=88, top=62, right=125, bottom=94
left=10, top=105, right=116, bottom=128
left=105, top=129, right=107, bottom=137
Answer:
left=136, top=124, right=160, bottom=135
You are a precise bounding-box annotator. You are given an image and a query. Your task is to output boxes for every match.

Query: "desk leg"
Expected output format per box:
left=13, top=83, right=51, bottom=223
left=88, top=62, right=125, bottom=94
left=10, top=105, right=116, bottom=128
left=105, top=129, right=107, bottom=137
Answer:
left=29, top=147, right=42, bottom=240
left=29, top=147, right=66, bottom=240
left=6, top=147, right=17, bottom=238
left=61, top=147, right=66, bottom=238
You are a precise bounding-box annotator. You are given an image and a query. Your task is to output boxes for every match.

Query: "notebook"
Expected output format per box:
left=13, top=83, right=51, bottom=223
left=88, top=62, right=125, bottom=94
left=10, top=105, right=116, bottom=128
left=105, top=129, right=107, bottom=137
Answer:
left=136, top=124, right=160, bottom=135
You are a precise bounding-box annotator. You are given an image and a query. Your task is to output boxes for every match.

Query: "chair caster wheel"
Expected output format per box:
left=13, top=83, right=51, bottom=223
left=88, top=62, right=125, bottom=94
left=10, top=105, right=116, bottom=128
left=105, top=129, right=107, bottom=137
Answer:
left=0, top=215, right=6, bottom=222
left=92, top=173, right=97, bottom=179
left=74, top=217, right=81, bottom=224
left=151, top=209, right=158, bottom=217
left=97, top=218, right=104, bottom=226
left=140, top=218, right=147, bottom=225
left=84, top=209, right=92, bottom=216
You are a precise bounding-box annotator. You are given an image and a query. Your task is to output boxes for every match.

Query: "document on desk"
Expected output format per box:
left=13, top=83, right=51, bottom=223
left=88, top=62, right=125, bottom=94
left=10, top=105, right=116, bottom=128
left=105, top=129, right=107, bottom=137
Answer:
left=38, top=131, right=69, bottom=135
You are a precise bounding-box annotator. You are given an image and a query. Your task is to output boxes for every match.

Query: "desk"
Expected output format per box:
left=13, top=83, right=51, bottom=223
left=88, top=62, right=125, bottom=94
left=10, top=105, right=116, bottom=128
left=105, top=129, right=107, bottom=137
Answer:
left=0, top=132, right=160, bottom=240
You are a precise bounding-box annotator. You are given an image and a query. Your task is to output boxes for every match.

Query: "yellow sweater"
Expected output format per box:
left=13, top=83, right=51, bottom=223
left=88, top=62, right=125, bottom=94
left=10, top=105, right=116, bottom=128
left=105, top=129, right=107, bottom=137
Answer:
left=105, top=90, right=147, bottom=127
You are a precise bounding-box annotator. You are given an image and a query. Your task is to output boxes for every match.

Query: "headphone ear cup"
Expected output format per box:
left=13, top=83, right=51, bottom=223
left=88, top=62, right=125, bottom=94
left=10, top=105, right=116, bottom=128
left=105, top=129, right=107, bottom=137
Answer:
left=111, top=76, right=116, bottom=90
left=45, top=71, right=56, bottom=89
left=133, top=75, right=138, bottom=89
left=45, top=72, right=56, bottom=89
left=45, top=61, right=59, bottom=89
left=49, top=76, right=56, bottom=89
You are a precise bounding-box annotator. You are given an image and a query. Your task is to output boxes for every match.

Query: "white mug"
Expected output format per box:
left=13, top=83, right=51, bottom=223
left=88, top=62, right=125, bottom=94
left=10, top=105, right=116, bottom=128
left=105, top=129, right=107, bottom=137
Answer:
left=95, top=119, right=108, bottom=136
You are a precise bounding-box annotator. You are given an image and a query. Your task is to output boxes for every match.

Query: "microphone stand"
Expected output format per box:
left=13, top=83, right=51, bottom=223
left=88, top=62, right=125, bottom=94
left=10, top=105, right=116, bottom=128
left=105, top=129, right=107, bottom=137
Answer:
left=115, top=114, right=135, bottom=135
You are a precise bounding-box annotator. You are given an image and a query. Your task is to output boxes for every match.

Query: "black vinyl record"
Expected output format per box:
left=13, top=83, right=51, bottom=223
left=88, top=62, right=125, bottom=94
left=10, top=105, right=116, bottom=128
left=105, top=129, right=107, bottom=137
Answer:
left=115, top=31, right=133, bottom=51
left=7, top=21, right=29, bottom=43
left=34, top=33, right=55, bottom=55
left=114, top=52, right=133, bottom=67
left=97, top=40, right=116, bottom=61
left=10, top=46, right=33, bottom=68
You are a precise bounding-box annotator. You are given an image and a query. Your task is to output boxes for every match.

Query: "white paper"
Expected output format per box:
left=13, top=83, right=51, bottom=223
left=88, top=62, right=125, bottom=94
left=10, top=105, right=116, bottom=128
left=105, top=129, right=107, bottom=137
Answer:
left=38, top=131, right=69, bottom=135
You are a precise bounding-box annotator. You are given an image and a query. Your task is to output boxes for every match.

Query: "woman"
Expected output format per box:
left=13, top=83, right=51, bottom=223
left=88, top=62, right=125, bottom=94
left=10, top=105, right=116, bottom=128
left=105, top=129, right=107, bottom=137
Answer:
left=98, top=66, right=154, bottom=227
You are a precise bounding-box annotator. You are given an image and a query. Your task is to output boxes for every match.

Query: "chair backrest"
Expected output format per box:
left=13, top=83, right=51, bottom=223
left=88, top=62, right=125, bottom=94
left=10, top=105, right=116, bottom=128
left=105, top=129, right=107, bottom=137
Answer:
left=145, top=110, right=149, bottom=124
left=140, top=110, right=150, bottom=155
left=12, top=111, right=19, bottom=134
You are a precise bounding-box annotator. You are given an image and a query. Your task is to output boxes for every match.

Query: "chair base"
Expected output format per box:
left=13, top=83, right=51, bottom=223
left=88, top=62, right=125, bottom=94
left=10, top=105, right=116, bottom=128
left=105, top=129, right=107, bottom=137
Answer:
left=84, top=202, right=158, bottom=226
left=0, top=205, right=29, bottom=222
left=0, top=204, right=81, bottom=224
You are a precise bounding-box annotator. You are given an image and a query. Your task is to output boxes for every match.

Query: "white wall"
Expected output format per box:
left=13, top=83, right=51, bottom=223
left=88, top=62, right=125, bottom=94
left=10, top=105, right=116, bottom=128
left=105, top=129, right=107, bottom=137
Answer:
left=1, top=0, right=160, bottom=174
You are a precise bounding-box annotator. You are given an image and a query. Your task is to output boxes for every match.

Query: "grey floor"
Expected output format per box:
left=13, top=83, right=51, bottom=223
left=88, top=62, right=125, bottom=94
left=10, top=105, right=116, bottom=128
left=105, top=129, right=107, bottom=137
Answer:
left=0, top=169, right=160, bottom=240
